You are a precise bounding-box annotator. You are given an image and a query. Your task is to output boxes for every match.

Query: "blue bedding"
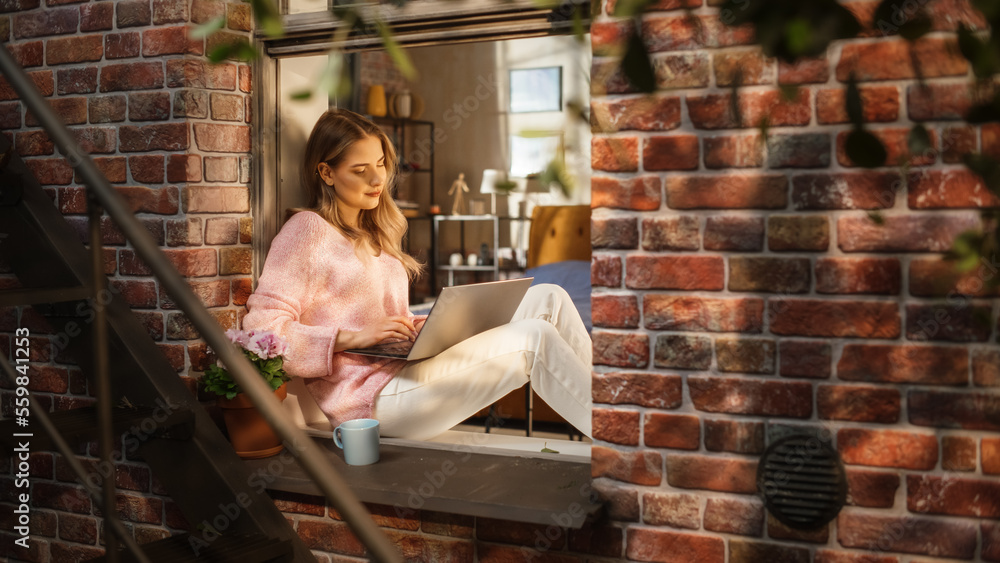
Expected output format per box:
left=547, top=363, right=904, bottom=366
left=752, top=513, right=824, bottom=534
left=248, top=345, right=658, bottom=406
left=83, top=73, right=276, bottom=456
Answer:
left=525, top=260, right=592, bottom=332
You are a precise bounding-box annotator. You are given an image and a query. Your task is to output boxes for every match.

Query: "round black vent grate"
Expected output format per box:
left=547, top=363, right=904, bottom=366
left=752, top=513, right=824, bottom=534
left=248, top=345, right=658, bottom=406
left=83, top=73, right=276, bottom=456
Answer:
left=757, top=434, right=847, bottom=530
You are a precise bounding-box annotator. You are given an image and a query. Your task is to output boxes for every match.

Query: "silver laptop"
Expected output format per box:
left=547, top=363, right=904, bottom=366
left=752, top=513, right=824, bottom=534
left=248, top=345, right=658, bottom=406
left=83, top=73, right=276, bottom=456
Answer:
left=346, top=277, right=534, bottom=361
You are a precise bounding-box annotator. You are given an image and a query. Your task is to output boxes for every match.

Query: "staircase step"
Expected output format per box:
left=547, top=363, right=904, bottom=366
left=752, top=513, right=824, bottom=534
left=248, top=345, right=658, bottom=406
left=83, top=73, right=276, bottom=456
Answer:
left=0, top=285, right=92, bottom=306
left=0, top=405, right=195, bottom=452
left=84, top=533, right=294, bottom=563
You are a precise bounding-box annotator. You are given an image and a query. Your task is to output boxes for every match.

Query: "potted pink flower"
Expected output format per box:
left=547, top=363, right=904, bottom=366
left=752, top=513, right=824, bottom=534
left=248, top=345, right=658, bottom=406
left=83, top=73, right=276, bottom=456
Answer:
left=201, top=329, right=292, bottom=459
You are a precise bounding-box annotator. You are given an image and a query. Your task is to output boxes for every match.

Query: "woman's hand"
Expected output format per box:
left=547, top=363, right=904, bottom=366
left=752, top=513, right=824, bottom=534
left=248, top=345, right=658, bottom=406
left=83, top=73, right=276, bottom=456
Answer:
left=335, top=316, right=417, bottom=352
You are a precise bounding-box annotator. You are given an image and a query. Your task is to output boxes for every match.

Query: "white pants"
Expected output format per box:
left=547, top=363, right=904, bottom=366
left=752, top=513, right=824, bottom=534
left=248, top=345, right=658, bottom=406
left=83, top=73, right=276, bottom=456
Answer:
left=374, top=284, right=593, bottom=440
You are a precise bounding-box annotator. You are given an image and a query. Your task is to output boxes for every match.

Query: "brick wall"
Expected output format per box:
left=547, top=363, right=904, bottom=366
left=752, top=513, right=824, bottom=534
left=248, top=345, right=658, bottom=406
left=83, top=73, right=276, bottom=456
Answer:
left=0, top=0, right=254, bottom=558
left=3, top=0, right=1000, bottom=561
left=588, top=0, right=1000, bottom=561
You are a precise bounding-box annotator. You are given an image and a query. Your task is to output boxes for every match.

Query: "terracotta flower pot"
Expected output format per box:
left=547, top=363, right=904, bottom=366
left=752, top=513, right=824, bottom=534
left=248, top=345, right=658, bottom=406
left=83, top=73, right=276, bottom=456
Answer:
left=217, top=383, right=288, bottom=459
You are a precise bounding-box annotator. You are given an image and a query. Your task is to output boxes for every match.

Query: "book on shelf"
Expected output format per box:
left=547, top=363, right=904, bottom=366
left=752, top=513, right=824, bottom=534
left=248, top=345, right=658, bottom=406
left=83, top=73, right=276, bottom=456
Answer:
left=395, top=199, right=420, bottom=218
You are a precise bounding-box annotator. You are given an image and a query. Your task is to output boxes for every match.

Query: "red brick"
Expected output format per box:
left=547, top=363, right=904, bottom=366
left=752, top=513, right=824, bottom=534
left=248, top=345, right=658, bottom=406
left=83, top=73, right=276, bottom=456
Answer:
left=643, top=135, right=698, bottom=170
left=626, top=528, right=724, bottom=563
left=173, top=89, right=209, bottom=118
left=115, top=186, right=178, bottom=214
left=592, top=294, right=638, bottom=329
left=204, top=216, right=238, bottom=244
left=591, top=175, right=661, bottom=210
left=792, top=171, right=898, bottom=210
left=704, top=216, right=763, bottom=251
left=591, top=95, right=681, bottom=132
left=816, top=86, right=900, bottom=124
left=33, top=482, right=91, bottom=513
left=120, top=123, right=189, bottom=152
left=975, top=348, right=1000, bottom=387
left=983, top=521, right=1000, bottom=561
left=641, top=216, right=698, bottom=250
left=716, top=338, right=774, bottom=374
left=778, top=56, right=829, bottom=84
left=985, top=438, right=1000, bottom=475
left=100, top=62, right=164, bottom=92
left=231, top=277, right=252, bottom=306
left=704, top=419, right=764, bottom=454
left=297, top=519, right=364, bottom=555
left=15, top=130, right=53, bottom=156
left=202, top=156, right=238, bottom=182
left=7, top=40, right=43, bottom=67
left=644, top=295, right=763, bottom=332
left=192, top=123, right=250, bottom=152
left=767, top=133, right=830, bottom=168
left=58, top=513, right=97, bottom=544
left=654, top=334, right=711, bottom=369
left=942, top=435, right=976, bottom=471
left=714, top=49, right=773, bottom=86
left=730, top=539, right=809, bottom=563
left=56, top=67, right=96, bottom=95
left=592, top=136, right=638, bottom=172
left=127, top=91, right=170, bottom=122
left=837, top=38, right=968, bottom=81
left=89, top=95, right=127, bottom=123
left=838, top=213, right=981, bottom=252
left=143, top=25, right=201, bottom=56
left=644, top=413, right=699, bottom=450
left=183, top=185, right=248, bottom=212
left=591, top=446, right=661, bottom=485
left=238, top=64, right=251, bottom=93
left=626, top=255, right=723, bottom=290
left=909, top=258, right=1000, bottom=298
left=816, top=258, right=900, bottom=294
left=90, top=156, right=127, bottom=183
left=152, top=0, right=188, bottom=23
left=687, top=93, right=738, bottom=129
left=225, top=1, right=250, bottom=30
left=166, top=59, right=237, bottom=90
left=841, top=512, right=977, bottom=558
left=110, top=279, right=157, bottom=309
left=13, top=7, right=78, bottom=38
left=942, top=125, right=976, bottom=164
left=593, top=332, right=648, bottom=368
left=907, top=82, right=972, bottom=121
left=26, top=365, right=69, bottom=393
left=71, top=126, right=116, bottom=154
left=638, top=13, right=706, bottom=51
left=667, top=174, right=787, bottom=209
left=846, top=469, right=899, bottom=508
left=592, top=217, right=637, bottom=250
left=838, top=344, right=968, bottom=385
left=567, top=523, right=622, bottom=558
left=652, top=52, right=711, bottom=90
left=927, top=0, right=989, bottom=31
left=162, top=248, right=216, bottom=277
left=210, top=92, right=243, bottom=121
left=740, top=88, right=811, bottom=127
left=25, top=158, right=73, bottom=185
left=908, top=168, right=1000, bottom=208
left=838, top=428, right=938, bottom=470
left=593, top=408, right=639, bottom=445
left=909, top=389, right=1000, bottom=431
left=160, top=279, right=228, bottom=309
left=592, top=372, right=682, bottom=409
left=667, top=454, right=756, bottom=493
left=1, top=70, right=53, bottom=101
left=836, top=127, right=937, bottom=168
left=689, top=377, right=812, bottom=418
left=591, top=480, right=639, bottom=521
left=128, top=154, right=165, bottom=184
left=117, top=0, right=150, bottom=26
left=817, top=385, right=900, bottom=423
left=983, top=123, right=1000, bottom=159
left=704, top=497, right=764, bottom=536
left=703, top=133, right=763, bottom=169
left=768, top=215, right=829, bottom=251
left=0, top=101, right=20, bottom=129
left=80, top=1, right=113, bottom=31
left=643, top=491, right=700, bottom=528
left=166, top=154, right=202, bottom=183
left=46, top=34, right=103, bottom=65
left=591, top=254, right=621, bottom=287
left=906, top=303, right=992, bottom=342
left=729, top=257, right=810, bottom=293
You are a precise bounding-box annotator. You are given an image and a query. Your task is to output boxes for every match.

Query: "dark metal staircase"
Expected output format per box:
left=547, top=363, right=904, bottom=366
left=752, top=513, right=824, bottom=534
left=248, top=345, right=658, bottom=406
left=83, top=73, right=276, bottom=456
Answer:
left=0, top=45, right=401, bottom=563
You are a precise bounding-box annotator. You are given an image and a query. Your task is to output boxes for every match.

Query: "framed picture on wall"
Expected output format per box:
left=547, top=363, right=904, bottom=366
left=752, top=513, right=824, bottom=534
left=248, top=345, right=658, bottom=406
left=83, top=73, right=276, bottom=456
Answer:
left=509, top=67, right=562, bottom=113
left=510, top=132, right=562, bottom=178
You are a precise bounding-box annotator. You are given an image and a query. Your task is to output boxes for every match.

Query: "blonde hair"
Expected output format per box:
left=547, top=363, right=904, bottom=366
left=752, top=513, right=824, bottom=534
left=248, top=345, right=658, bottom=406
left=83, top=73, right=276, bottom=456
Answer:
left=290, top=109, right=422, bottom=280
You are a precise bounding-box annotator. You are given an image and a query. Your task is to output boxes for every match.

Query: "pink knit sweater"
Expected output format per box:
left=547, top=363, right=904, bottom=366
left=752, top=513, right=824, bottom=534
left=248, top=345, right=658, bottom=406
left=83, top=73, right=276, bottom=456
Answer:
left=243, top=211, right=413, bottom=426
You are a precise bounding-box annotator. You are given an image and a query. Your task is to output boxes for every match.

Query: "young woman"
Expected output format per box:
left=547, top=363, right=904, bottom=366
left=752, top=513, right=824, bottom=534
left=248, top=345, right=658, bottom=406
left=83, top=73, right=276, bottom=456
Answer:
left=243, top=109, right=592, bottom=441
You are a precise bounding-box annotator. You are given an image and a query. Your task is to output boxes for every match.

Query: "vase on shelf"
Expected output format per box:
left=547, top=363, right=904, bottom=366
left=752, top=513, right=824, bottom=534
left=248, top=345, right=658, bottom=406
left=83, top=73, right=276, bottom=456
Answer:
left=395, top=89, right=412, bottom=119
left=367, top=85, right=387, bottom=117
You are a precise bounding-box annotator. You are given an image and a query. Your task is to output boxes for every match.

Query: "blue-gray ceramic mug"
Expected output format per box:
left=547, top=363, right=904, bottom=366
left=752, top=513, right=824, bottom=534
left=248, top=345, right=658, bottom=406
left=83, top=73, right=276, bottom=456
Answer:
left=333, top=418, right=380, bottom=465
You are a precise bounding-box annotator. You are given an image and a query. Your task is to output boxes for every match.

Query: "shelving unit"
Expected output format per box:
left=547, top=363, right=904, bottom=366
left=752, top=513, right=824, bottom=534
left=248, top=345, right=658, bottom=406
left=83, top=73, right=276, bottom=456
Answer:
left=432, top=214, right=531, bottom=291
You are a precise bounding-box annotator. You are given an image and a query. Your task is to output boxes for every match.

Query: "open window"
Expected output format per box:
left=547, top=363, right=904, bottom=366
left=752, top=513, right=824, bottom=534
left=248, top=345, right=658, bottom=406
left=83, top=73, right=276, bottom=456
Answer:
left=251, top=1, right=593, bottom=457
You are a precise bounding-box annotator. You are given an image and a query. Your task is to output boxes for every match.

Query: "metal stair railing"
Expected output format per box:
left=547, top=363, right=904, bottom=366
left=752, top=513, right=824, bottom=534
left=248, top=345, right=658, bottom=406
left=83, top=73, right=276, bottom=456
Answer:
left=0, top=45, right=402, bottom=563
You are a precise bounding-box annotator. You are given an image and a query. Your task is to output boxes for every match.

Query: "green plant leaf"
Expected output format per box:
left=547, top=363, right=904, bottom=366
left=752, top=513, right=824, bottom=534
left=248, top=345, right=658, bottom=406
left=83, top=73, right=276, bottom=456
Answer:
left=622, top=27, right=656, bottom=93
left=963, top=152, right=1000, bottom=194
left=784, top=17, right=813, bottom=57
left=966, top=93, right=1000, bottom=123
left=613, top=0, right=655, bottom=18
left=948, top=230, right=986, bottom=272
left=376, top=20, right=417, bottom=81
left=899, top=12, right=932, bottom=41
left=957, top=24, right=997, bottom=78
left=250, top=0, right=284, bottom=39
left=845, top=128, right=888, bottom=168
left=866, top=210, right=885, bottom=225
left=190, top=16, right=225, bottom=40
left=207, top=38, right=257, bottom=63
